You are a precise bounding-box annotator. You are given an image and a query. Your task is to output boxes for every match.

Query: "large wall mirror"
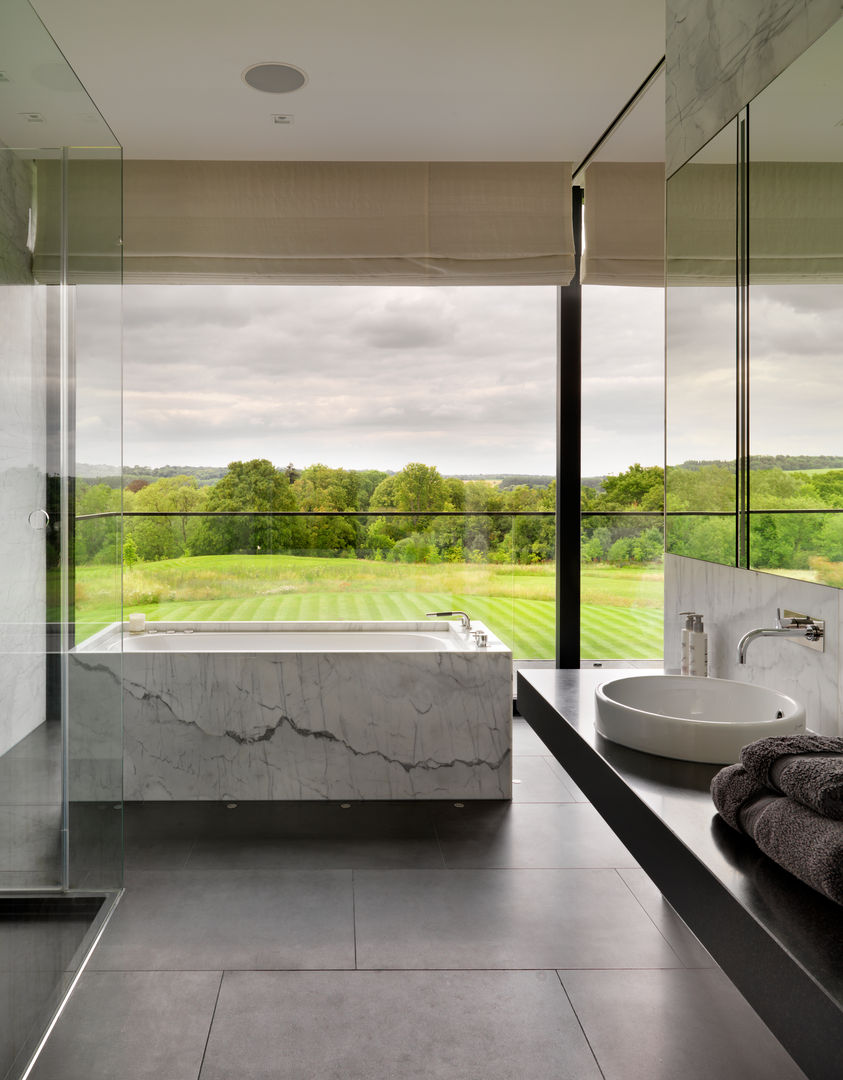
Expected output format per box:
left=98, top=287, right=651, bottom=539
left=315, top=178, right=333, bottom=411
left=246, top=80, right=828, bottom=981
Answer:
left=666, top=14, right=843, bottom=586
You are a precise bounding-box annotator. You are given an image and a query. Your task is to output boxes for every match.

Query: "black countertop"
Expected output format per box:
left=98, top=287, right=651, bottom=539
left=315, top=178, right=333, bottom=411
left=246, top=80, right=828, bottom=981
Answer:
left=517, top=668, right=843, bottom=1080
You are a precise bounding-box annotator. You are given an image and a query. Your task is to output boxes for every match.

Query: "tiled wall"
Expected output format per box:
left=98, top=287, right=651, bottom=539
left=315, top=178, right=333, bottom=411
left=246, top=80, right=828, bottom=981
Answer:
left=664, top=556, right=842, bottom=737
left=666, top=0, right=843, bottom=175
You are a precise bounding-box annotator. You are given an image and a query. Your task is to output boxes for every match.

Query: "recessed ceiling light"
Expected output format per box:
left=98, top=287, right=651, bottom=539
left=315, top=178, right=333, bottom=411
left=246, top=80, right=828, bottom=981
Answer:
left=243, top=62, right=307, bottom=94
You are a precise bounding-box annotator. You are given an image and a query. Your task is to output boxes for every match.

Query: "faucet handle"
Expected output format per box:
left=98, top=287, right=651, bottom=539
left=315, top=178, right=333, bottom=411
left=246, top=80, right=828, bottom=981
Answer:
left=778, top=608, right=813, bottom=629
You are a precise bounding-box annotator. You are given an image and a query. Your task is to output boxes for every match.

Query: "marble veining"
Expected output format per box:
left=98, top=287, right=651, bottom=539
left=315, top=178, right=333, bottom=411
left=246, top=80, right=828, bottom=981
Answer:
left=77, top=622, right=513, bottom=801
left=665, top=554, right=842, bottom=737
left=666, top=0, right=843, bottom=175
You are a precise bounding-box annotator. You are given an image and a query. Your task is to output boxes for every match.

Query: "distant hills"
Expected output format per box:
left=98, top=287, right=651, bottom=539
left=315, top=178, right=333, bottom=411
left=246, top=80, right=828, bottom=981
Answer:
left=77, top=454, right=843, bottom=492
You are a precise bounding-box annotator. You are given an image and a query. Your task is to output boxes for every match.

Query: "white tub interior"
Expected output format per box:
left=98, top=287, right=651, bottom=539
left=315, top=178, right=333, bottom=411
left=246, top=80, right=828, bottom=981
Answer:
left=115, top=630, right=461, bottom=653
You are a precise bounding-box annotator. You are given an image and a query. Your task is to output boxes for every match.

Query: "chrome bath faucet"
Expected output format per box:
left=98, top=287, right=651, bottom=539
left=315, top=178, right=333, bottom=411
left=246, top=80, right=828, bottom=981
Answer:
left=736, top=608, right=824, bottom=664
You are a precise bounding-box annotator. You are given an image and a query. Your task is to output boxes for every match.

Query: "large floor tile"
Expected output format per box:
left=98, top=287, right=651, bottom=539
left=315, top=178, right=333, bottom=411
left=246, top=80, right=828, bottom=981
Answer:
left=199, top=969, right=602, bottom=1080
left=618, top=868, right=715, bottom=968
left=0, top=805, right=61, bottom=875
left=433, top=801, right=637, bottom=868
left=354, top=868, right=683, bottom=969
left=512, top=717, right=549, bottom=755
left=88, top=869, right=355, bottom=970
left=29, top=970, right=221, bottom=1080
left=561, top=968, right=808, bottom=1080
left=511, top=756, right=579, bottom=802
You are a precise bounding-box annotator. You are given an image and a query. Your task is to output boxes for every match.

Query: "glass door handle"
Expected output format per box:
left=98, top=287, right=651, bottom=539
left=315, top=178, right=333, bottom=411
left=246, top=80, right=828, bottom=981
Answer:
left=28, top=508, right=50, bottom=529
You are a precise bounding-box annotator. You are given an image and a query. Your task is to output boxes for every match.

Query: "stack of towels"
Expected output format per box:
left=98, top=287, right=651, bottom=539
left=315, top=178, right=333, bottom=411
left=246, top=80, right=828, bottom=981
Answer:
left=711, top=734, right=843, bottom=905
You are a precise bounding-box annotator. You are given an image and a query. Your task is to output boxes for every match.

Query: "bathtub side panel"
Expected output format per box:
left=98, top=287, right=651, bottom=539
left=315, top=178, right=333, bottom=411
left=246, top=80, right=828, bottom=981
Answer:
left=123, top=649, right=512, bottom=800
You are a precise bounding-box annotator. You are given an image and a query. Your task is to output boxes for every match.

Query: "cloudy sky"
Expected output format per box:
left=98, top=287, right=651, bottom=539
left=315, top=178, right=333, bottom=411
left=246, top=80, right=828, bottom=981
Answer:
left=76, top=283, right=665, bottom=477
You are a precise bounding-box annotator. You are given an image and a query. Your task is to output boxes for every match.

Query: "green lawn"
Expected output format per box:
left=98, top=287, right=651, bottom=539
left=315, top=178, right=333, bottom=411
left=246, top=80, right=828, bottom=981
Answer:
left=75, top=553, right=664, bottom=659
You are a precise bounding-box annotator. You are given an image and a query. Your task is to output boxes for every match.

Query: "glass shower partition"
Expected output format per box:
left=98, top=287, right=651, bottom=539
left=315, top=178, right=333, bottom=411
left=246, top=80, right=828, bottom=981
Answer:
left=0, top=1, right=123, bottom=1075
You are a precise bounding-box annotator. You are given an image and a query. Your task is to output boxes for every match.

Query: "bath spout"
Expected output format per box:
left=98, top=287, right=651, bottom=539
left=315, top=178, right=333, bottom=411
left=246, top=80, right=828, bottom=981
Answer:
left=737, top=609, right=824, bottom=664
left=425, top=610, right=471, bottom=630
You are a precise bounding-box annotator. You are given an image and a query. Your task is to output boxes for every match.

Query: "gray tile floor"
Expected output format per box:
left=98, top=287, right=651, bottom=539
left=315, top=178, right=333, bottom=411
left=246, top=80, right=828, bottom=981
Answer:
left=29, top=719, right=808, bottom=1080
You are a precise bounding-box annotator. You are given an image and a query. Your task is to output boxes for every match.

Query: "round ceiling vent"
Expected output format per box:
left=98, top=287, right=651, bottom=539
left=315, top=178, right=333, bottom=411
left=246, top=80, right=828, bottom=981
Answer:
left=242, top=63, right=307, bottom=94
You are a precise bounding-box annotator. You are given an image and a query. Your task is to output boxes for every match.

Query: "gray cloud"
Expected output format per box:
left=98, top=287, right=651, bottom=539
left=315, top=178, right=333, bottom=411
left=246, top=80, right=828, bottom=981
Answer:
left=77, top=282, right=671, bottom=477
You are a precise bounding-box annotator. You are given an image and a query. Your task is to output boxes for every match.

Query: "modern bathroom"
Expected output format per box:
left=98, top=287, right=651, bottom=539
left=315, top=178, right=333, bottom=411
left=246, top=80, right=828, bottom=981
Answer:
left=1, top=1, right=842, bottom=1079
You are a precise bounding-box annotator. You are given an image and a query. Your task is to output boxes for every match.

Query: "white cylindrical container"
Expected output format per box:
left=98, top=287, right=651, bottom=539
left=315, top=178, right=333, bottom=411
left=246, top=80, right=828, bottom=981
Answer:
left=128, top=612, right=146, bottom=634
left=679, top=612, right=695, bottom=675
left=688, top=614, right=708, bottom=677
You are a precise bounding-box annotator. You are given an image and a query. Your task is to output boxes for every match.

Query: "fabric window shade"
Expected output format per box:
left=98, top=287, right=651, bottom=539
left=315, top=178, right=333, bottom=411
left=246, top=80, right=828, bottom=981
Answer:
left=667, top=161, right=843, bottom=285
left=666, top=162, right=735, bottom=286
left=113, top=160, right=574, bottom=285
left=749, top=162, right=843, bottom=283
left=582, top=162, right=665, bottom=286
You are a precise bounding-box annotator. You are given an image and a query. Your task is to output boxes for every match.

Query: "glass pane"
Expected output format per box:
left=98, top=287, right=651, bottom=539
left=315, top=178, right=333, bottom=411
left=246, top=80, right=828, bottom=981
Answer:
left=0, top=148, right=62, bottom=891
left=67, top=147, right=123, bottom=891
left=666, top=119, right=738, bottom=565
left=747, top=18, right=843, bottom=583
left=119, top=285, right=557, bottom=664
left=582, top=286, right=664, bottom=660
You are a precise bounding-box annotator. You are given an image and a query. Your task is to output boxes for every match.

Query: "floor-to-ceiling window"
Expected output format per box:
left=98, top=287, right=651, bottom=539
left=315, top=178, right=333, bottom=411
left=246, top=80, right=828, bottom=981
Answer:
left=77, top=285, right=558, bottom=662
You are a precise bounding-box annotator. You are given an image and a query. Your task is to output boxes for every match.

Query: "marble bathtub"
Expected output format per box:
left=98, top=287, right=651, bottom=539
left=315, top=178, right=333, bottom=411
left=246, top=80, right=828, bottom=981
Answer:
left=75, top=621, right=512, bottom=801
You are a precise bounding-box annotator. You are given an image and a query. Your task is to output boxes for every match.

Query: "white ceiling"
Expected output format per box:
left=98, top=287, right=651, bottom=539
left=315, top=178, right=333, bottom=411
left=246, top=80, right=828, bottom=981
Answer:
left=27, top=0, right=665, bottom=161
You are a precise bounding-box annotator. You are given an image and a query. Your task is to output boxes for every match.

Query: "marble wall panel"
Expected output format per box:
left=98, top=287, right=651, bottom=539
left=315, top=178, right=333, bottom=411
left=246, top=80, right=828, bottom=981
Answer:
left=666, top=0, right=843, bottom=175
left=0, top=147, right=33, bottom=285
left=665, top=553, right=843, bottom=736
left=0, top=281, right=47, bottom=758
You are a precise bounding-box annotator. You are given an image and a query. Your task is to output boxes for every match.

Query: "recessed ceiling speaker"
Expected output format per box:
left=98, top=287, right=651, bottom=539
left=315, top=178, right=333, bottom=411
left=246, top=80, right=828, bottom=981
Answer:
left=242, top=63, right=307, bottom=93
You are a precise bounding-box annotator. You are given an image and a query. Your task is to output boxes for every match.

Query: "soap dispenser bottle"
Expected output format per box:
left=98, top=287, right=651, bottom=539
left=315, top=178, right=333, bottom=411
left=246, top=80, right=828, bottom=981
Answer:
left=688, top=614, right=708, bottom=677
left=679, top=612, right=696, bottom=675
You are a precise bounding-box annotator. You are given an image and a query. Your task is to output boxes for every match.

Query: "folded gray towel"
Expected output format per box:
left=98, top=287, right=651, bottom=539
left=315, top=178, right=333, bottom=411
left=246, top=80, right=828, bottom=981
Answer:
left=710, top=762, right=768, bottom=831
left=711, top=762, right=843, bottom=906
left=744, top=795, right=843, bottom=906
left=740, top=734, right=843, bottom=820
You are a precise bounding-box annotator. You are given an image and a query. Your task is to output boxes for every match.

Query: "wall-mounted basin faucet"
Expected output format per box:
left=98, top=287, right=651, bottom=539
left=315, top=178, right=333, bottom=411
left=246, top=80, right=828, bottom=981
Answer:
left=425, top=610, right=471, bottom=630
left=737, top=608, right=824, bottom=664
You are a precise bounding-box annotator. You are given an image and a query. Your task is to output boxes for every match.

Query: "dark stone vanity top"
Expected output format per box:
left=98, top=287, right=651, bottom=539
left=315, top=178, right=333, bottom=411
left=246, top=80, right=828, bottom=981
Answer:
left=517, top=668, right=843, bottom=1080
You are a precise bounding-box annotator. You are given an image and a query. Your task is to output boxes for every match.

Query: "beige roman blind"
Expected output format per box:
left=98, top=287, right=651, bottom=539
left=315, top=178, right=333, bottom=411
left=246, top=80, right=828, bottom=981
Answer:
left=667, top=161, right=843, bottom=285
left=665, top=162, right=735, bottom=286
left=749, top=162, right=843, bottom=282
left=117, top=160, right=575, bottom=285
left=581, top=162, right=665, bottom=286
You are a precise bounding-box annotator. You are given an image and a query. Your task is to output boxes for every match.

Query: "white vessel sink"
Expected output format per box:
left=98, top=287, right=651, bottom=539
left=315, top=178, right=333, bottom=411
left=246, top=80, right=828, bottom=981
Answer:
left=594, top=675, right=805, bottom=764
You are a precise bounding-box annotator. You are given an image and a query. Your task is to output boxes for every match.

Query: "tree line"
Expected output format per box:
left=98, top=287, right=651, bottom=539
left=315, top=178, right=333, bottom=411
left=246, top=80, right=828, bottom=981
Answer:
left=76, top=457, right=843, bottom=573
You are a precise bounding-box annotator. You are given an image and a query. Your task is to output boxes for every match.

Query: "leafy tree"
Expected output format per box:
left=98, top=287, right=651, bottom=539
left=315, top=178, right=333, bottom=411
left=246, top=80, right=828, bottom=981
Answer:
left=393, top=463, right=446, bottom=513
left=356, top=470, right=391, bottom=510
left=75, top=482, right=121, bottom=564
left=124, top=475, right=208, bottom=561
left=123, top=534, right=139, bottom=568
left=193, top=459, right=301, bottom=555
left=295, top=464, right=359, bottom=511
left=599, top=464, right=664, bottom=511
left=369, top=474, right=399, bottom=509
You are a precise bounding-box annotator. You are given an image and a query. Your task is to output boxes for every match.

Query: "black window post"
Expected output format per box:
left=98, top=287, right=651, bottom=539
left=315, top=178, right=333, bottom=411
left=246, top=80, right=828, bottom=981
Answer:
left=556, top=186, right=583, bottom=668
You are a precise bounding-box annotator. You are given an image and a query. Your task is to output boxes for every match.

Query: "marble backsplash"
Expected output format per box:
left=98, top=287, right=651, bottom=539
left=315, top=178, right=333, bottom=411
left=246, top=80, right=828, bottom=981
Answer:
left=666, top=0, right=843, bottom=176
left=664, top=554, right=843, bottom=737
